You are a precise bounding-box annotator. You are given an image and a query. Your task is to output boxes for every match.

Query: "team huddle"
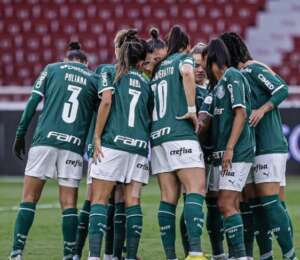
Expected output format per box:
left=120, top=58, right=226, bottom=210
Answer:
left=10, top=25, right=296, bottom=260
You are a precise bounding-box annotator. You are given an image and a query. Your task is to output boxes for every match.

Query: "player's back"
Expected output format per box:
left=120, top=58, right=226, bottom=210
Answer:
left=101, top=69, right=151, bottom=157
left=32, top=61, right=99, bottom=155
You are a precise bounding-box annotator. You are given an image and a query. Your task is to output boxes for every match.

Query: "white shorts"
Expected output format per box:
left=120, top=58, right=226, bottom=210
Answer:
left=151, top=140, right=205, bottom=175
left=250, top=153, right=288, bottom=185
left=86, top=158, right=93, bottom=185
left=25, top=146, right=83, bottom=188
left=209, top=163, right=252, bottom=192
left=90, top=147, right=149, bottom=184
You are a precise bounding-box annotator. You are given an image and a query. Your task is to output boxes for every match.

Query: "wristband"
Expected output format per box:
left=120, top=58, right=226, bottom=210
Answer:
left=188, top=106, right=197, bottom=113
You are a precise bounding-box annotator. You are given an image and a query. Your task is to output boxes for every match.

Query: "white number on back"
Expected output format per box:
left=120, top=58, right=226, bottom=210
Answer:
left=128, top=88, right=141, bottom=127
left=62, top=84, right=82, bottom=124
left=152, top=80, right=168, bottom=121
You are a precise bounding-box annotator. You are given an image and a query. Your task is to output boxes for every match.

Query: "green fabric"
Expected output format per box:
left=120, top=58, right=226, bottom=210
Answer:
left=89, top=204, right=107, bottom=257
left=11, top=202, right=36, bottom=257
left=30, top=61, right=100, bottom=155
left=76, top=200, right=90, bottom=257
left=241, top=62, right=288, bottom=155
left=180, top=193, right=189, bottom=256
left=150, top=53, right=198, bottom=147
left=113, top=202, right=126, bottom=259
left=240, top=202, right=254, bottom=257
left=126, top=205, right=143, bottom=259
left=184, top=193, right=205, bottom=253
left=260, top=195, right=296, bottom=259
left=206, top=197, right=225, bottom=257
left=249, top=198, right=273, bottom=259
left=224, top=213, right=246, bottom=258
left=100, top=68, right=152, bottom=157
left=281, top=200, right=294, bottom=238
left=105, top=202, right=115, bottom=255
left=62, top=208, right=78, bottom=259
left=158, top=201, right=177, bottom=259
left=16, top=93, right=42, bottom=137
left=209, top=67, right=255, bottom=165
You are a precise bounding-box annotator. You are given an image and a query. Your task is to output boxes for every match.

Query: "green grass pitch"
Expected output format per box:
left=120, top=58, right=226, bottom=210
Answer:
left=0, top=176, right=299, bottom=259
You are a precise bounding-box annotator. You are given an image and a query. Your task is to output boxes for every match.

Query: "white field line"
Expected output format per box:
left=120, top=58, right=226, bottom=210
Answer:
left=0, top=203, right=60, bottom=212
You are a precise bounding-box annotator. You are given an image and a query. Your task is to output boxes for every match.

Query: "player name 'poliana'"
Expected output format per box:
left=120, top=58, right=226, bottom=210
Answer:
left=65, top=73, right=87, bottom=86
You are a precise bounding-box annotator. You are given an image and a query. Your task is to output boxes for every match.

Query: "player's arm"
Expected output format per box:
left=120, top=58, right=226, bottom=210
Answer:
left=249, top=64, right=288, bottom=127
left=14, top=67, right=48, bottom=160
left=223, top=77, right=247, bottom=172
left=177, top=57, right=198, bottom=130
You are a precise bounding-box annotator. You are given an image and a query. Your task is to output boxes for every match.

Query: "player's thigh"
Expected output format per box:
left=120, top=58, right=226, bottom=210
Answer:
left=177, top=167, right=206, bottom=195
left=157, top=172, right=181, bottom=204
left=124, top=181, right=143, bottom=207
left=218, top=190, right=240, bottom=217
left=23, top=175, right=46, bottom=203
left=242, top=182, right=256, bottom=201
left=91, top=179, right=116, bottom=205
left=59, top=185, right=78, bottom=210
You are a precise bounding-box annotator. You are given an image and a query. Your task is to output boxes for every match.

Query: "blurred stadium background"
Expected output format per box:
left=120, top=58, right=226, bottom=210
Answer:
left=0, top=0, right=299, bottom=258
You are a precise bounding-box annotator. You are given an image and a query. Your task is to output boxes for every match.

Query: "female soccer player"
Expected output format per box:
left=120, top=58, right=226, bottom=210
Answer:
left=10, top=42, right=100, bottom=260
left=220, top=32, right=296, bottom=260
left=143, top=27, right=167, bottom=78
left=74, top=29, right=135, bottom=260
left=88, top=33, right=151, bottom=260
left=204, top=38, right=255, bottom=260
left=150, top=25, right=206, bottom=260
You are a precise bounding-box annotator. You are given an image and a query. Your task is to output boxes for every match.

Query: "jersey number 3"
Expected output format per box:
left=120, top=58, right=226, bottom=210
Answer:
left=62, top=85, right=82, bottom=124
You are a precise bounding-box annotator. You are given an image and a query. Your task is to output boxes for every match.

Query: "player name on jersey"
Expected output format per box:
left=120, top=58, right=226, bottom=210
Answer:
left=65, top=73, right=87, bottom=86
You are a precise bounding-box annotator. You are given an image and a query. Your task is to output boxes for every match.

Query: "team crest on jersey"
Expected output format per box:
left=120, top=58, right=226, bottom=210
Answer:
left=216, top=85, right=225, bottom=99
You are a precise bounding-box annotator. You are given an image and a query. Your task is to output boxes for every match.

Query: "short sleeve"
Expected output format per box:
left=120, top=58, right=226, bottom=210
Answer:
left=32, top=65, right=48, bottom=97
left=98, top=70, right=115, bottom=96
left=200, top=93, right=213, bottom=117
left=179, top=55, right=194, bottom=72
left=227, top=71, right=246, bottom=109
left=252, top=64, right=286, bottom=95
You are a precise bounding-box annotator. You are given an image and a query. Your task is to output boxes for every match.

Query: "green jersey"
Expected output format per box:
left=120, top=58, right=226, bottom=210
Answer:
left=30, top=62, right=99, bottom=155
left=196, top=83, right=209, bottom=112
left=241, top=63, right=288, bottom=155
left=100, top=69, right=152, bottom=157
left=150, top=53, right=198, bottom=146
left=209, top=67, right=254, bottom=165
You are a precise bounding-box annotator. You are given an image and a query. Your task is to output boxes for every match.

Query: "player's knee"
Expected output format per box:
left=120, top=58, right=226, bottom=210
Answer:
left=22, top=192, right=40, bottom=203
left=217, top=197, right=236, bottom=217
left=125, top=197, right=140, bottom=208
left=60, top=196, right=76, bottom=210
left=160, top=191, right=179, bottom=205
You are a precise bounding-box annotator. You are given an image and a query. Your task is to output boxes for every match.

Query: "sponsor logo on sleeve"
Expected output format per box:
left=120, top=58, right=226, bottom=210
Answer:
left=258, top=74, right=274, bottom=90
left=35, top=71, right=47, bottom=89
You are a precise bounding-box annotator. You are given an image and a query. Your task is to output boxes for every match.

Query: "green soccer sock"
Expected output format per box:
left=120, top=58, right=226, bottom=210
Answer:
left=105, top=201, right=115, bottom=256
left=126, top=205, right=143, bottom=259
left=184, top=193, right=205, bottom=254
left=76, top=200, right=90, bottom=257
left=62, top=208, right=78, bottom=259
left=281, top=200, right=294, bottom=239
left=113, top=202, right=126, bottom=259
left=206, top=197, right=225, bottom=257
left=240, top=202, right=254, bottom=258
left=11, top=202, right=36, bottom=257
left=260, top=195, right=296, bottom=259
left=249, top=198, right=273, bottom=259
left=89, top=204, right=108, bottom=257
left=180, top=193, right=189, bottom=257
left=224, top=213, right=246, bottom=258
left=158, top=201, right=177, bottom=260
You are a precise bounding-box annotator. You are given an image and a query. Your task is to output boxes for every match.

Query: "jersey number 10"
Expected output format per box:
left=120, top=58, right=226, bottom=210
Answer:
left=151, top=80, right=168, bottom=121
left=62, top=85, right=82, bottom=124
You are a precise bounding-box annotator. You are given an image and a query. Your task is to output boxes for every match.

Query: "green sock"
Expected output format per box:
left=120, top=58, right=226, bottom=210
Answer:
left=240, top=202, right=254, bottom=258
left=158, top=201, right=177, bottom=260
left=11, top=202, right=36, bottom=257
left=62, top=208, right=78, bottom=259
left=180, top=194, right=189, bottom=257
left=126, top=205, right=143, bottom=259
left=76, top=200, right=90, bottom=257
left=224, top=213, right=246, bottom=258
left=105, top=201, right=115, bottom=255
left=249, top=198, right=273, bottom=259
left=281, top=200, right=294, bottom=239
left=184, top=193, right=205, bottom=254
left=113, top=202, right=126, bottom=259
left=260, top=195, right=296, bottom=259
left=89, top=204, right=107, bottom=257
left=206, top=197, right=225, bottom=257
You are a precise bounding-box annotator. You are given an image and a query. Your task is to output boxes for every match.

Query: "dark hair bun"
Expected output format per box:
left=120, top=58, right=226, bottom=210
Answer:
left=150, top=27, right=159, bottom=39
left=125, top=29, right=138, bottom=41
left=69, top=41, right=81, bottom=50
